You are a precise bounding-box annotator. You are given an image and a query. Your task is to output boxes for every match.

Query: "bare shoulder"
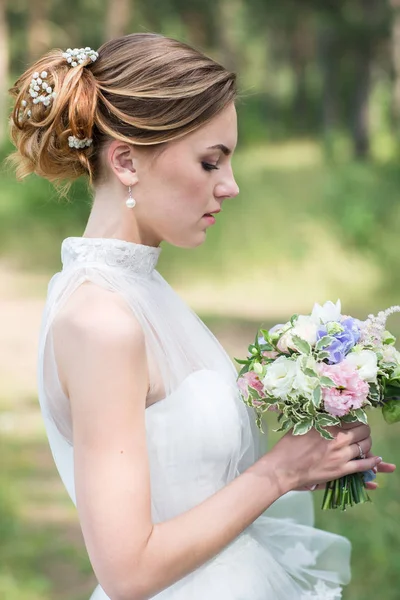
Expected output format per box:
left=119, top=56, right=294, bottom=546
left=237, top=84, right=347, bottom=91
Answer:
left=54, top=281, right=143, bottom=343
left=52, top=281, right=148, bottom=401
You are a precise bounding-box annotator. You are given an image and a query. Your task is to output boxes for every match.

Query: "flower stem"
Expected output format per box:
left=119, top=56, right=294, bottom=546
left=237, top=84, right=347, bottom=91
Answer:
left=322, top=473, right=370, bottom=510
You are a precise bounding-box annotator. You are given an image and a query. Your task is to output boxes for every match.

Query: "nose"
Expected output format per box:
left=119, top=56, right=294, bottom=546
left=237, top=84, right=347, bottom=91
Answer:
left=215, top=171, right=240, bottom=200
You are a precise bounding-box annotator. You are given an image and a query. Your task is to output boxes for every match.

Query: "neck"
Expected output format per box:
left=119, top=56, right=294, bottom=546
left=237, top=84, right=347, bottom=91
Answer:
left=83, top=183, right=161, bottom=248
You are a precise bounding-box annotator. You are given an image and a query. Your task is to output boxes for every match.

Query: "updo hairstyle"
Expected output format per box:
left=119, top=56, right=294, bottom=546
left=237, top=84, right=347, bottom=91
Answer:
left=7, top=33, right=237, bottom=195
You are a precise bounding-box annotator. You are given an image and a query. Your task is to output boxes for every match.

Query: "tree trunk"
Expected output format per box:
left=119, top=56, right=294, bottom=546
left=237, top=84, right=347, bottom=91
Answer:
left=217, top=0, right=242, bottom=73
left=105, top=0, right=132, bottom=41
left=290, top=13, right=314, bottom=131
left=317, top=22, right=338, bottom=160
left=182, top=11, right=207, bottom=50
left=351, top=0, right=378, bottom=160
left=352, top=45, right=371, bottom=159
left=390, top=0, right=400, bottom=130
left=27, top=0, right=51, bottom=62
left=0, top=0, right=8, bottom=146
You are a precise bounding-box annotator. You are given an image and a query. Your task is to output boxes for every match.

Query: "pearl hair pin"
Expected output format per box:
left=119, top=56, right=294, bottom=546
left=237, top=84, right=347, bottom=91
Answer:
left=68, top=135, right=93, bottom=149
left=62, top=47, right=99, bottom=67
left=19, top=46, right=98, bottom=126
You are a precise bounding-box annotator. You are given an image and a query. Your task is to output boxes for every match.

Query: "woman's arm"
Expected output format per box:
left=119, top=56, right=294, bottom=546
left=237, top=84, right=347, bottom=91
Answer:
left=53, top=284, right=380, bottom=600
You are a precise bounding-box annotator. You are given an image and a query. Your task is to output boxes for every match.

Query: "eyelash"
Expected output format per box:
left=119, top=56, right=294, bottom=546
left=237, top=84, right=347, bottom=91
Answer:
left=202, top=162, right=220, bottom=172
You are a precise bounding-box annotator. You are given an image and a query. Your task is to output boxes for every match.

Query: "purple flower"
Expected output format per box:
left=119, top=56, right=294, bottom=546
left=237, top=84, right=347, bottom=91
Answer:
left=317, top=317, right=361, bottom=364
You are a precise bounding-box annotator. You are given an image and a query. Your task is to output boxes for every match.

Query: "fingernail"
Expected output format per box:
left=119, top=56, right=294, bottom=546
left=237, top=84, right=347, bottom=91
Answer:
left=376, top=457, right=383, bottom=464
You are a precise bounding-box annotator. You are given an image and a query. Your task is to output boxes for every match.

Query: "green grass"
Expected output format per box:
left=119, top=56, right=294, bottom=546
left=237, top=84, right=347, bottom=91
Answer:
left=1, top=138, right=400, bottom=598
left=1, top=138, right=400, bottom=312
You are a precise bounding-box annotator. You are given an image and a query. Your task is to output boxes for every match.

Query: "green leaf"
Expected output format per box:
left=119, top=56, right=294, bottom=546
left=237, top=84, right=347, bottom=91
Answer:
left=238, top=365, right=249, bottom=377
left=304, top=368, right=318, bottom=378
left=312, top=386, right=322, bottom=408
left=315, top=424, right=335, bottom=440
left=315, top=336, right=334, bottom=351
left=316, top=413, right=340, bottom=427
left=383, top=330, right=396, bottom=345
left=255, top=413, right=265, bottom=434
left=320, top=376, right=336, bottom=388
left=259, top=343, right=275, bottom=352
left=382, top=398, right=400, bottom=424
left=259, top=329, right=270, bottom=341
left=291, top=335, right=311, bottom=355
left=293, top=419, right=313, bottom=435
left=234, top=357, right=250, bottom=365
left=354, top=408, right=368, bottom=425
left=317, top=351, right=330, bottom=360
left=304, top=400, right=317, bottom=416
left=274, top=418, right=293, bottom=433
left=341, top=414, right=359, bottom=423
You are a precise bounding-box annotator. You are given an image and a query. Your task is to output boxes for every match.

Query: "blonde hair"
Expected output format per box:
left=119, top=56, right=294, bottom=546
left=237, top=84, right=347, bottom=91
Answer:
left=7, top=33, right=237, bottom=195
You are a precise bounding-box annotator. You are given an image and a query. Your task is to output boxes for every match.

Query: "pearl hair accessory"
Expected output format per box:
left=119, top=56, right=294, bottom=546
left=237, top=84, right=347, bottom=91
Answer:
left=19, top=46, right=98, bottom=122
left=68, top=135, right=93, bottom=149
left=126, top=185, right=136, bottom=208
left=29, top=71, right=56, bottom=107
left=62, top=47, right=99, bottom=67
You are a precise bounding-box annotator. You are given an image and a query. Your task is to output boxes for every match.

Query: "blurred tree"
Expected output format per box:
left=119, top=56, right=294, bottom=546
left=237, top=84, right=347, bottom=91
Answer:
left=105, top=0, right=132, bottom=41
left=216, top=0, right=242, bottom=73
left=390, top=0, right=400, bottom=139
left=0, top=0, right=9, bottom=145
left=27, top=0, right=51, bottom=61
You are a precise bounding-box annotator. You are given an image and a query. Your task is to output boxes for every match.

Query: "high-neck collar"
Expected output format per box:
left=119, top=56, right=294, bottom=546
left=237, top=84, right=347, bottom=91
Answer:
left=61, top=237, right=162, bottom=275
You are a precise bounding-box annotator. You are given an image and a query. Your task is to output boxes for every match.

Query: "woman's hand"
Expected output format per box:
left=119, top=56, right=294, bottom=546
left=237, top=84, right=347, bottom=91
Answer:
left=296, top=458, right=397, bottom=492
left=267, top=420, right=383, bottom=494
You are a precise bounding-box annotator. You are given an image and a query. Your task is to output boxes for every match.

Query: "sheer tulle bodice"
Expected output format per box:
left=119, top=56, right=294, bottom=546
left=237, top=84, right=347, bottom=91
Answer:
left=37, top=237, right=351, bottom=600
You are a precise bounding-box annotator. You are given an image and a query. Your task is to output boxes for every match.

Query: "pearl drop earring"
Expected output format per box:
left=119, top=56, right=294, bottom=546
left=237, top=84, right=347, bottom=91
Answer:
left=126, top=185, right=136, bottom=209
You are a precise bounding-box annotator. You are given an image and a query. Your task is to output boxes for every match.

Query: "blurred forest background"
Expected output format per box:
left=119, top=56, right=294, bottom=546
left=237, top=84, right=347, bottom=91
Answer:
left=1, top=1, right=400, bottom=599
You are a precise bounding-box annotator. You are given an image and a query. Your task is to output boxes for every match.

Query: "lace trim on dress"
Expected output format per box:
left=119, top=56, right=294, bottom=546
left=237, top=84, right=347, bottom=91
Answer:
left=61, top=236, right=162, bottom=275
left=301, top=580, right=342, bottom=599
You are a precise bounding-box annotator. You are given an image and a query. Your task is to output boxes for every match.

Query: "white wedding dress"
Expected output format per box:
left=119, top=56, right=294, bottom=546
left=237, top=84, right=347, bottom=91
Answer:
left=37, top=237, right=351, bottom=600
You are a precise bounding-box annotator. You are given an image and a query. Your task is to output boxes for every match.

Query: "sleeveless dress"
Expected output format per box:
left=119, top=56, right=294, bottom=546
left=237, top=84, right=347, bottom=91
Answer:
left=37, top=236, right=351, bottom=600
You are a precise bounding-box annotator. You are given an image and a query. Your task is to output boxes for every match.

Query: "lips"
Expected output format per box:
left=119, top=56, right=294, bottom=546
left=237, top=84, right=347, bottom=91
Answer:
left=204, top=209, right=221, bottom=216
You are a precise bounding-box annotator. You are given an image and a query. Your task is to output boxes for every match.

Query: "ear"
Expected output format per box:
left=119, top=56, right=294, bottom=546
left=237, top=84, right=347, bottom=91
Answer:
left=107, top=140, right=139, bottom=186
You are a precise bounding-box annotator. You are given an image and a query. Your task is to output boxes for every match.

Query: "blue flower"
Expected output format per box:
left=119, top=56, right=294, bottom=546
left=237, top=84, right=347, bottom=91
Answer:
left=363, top=469, right=377, bottom=484
left=317, top=317, right=361, bottom=364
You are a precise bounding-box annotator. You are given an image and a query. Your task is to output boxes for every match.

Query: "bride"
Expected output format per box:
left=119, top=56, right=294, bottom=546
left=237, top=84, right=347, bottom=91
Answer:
left=8, top=33, right=394, bottom=600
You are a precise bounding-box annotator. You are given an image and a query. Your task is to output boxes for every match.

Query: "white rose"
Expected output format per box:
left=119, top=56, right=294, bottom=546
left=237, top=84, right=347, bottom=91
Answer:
left=381, top=346, right=400, bottom=365
left=263, top=356, right=297, bottom=400
left=272, top=321, right=292, bottom=353
left=291, top=315, right=319, bottom=347
left=343, top=349, right=378, bottom=382
left=311, top=299, right=342, bottom=325
left=292, top=356, right=319, bottom=399
left=276, top=316, right=318, bottom=353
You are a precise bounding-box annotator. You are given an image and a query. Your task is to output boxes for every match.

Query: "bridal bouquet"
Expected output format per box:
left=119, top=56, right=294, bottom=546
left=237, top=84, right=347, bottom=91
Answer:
left=236, top=300, right=400, bottom=510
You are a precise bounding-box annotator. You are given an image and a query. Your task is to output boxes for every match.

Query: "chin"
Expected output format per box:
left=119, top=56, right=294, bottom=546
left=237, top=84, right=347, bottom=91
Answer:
left=166, top=231, right=207, bottom=249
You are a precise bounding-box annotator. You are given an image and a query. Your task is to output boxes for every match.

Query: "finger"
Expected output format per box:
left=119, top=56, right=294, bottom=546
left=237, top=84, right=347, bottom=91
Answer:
left=348, top=437, right=372, bottom=461
left=365, top=481, right=378, bottom=490
left=339, top=420, right=369, bottom=431
left=377, top=462, right=396, bottom=473
left=346, top=424, right=371, bottom=444
left=333, top=424, right=370, bottom=446
left=366, top=452, right=396, bottom=473
left=344, top=455, right=382, bottom=476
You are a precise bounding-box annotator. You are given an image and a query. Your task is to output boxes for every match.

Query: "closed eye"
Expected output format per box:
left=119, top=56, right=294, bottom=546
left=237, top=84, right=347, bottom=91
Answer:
left=202, top=162, right=219, bottom=172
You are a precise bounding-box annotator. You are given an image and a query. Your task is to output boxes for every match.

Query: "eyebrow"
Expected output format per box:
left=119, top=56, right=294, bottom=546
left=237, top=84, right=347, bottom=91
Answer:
left=207, top=144, right=232, bottom=156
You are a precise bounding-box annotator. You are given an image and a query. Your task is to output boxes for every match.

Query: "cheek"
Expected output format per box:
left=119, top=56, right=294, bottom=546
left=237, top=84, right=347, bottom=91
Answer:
left=156, top=163, right=209, bottom=213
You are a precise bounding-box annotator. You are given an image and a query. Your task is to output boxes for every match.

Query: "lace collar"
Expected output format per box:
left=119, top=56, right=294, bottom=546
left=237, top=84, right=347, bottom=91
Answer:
left=61, top=237, right=162, bottom=275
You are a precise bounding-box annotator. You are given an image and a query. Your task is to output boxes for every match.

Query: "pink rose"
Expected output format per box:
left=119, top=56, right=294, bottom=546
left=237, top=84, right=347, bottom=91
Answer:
left=238, top=371, right=264, bottom=407
left=262, top=350, right=279, bottom=359
left=318, top=362, right=369, bottom=417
